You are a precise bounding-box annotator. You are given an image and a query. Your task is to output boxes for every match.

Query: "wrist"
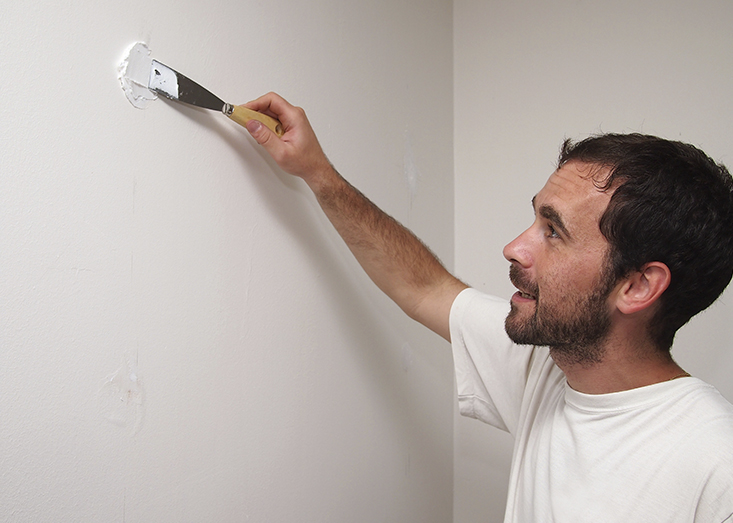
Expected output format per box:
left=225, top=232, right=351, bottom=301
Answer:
left=304, top=162, right=342, bottom=195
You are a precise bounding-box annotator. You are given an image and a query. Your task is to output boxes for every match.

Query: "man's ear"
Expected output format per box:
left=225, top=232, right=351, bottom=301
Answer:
left=615, top=262, right=671, bottom=315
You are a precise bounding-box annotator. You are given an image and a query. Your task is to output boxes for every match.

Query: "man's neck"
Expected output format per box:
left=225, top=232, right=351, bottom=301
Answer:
left=551, top=336, right=688, bottom=394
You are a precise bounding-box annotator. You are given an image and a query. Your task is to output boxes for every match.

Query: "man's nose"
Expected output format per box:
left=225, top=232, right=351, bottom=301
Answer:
left=503, top=228, right=533, bottom=268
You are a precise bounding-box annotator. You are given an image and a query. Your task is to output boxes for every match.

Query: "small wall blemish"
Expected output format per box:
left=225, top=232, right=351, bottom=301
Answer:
left=118, top=42, right=157, bottom=109
left=401, top=342, right=413, bottom=372
left=100, top=354, right=144, bottom=434
left=403, top=130, right=420, bottom=205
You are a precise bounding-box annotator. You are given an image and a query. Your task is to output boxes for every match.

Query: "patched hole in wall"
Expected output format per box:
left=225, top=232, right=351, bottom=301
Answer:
left=118, top=42, right=157, bottom=109
left=99, top=354, right=144, bottom=435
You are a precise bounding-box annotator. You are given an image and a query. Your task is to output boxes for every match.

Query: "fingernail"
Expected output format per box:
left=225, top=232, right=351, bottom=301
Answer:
left=246, top=120, right=262, bottom=134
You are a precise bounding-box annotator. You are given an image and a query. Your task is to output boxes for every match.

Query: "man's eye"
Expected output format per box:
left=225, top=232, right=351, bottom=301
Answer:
left=547, top=225, right=559, bottom=238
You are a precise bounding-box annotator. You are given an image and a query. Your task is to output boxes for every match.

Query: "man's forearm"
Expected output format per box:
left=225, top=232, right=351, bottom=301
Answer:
left=308, top=165, right=467, bottom=340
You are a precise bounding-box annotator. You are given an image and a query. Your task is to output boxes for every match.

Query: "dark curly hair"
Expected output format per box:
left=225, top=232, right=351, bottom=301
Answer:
left=558, top=133, right=733, bottom=350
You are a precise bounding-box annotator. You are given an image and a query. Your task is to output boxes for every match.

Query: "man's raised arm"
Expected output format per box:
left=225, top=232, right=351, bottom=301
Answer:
left=242, top=93, right=467, bottom=341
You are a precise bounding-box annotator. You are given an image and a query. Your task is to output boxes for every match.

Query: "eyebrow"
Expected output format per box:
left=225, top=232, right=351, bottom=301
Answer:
left=532, top=196, right=573, bottom=240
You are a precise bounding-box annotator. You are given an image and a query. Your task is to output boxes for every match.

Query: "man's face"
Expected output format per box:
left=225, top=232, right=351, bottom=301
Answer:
left=502, top=161, right=617, bottom=366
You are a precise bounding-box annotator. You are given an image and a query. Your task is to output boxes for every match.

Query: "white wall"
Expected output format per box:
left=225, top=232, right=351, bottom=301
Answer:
left=454, top=0, right=733, bottom=521
left=0, top=1, right=454, bottom=521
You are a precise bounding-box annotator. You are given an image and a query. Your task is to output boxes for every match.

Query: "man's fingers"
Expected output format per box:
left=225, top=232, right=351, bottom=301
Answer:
left=244, top=92, right=291, bottom=122
left=242, top=92, right=328, bottom=179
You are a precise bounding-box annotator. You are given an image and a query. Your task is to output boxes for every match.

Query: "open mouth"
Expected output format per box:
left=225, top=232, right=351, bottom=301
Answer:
left=509, top=265, right=538, bottom=301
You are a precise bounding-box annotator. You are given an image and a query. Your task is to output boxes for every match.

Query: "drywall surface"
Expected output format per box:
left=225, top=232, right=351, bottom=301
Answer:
left=0, top=1, right=453, bottom=521
left=453, top=0, right=733, bottom=521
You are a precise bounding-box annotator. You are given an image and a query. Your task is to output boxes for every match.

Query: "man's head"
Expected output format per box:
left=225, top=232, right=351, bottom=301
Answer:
left=556, top=133, right=733, bottom=351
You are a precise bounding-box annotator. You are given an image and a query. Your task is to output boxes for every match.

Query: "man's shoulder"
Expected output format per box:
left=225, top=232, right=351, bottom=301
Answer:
left=675, top=380, right=733, bottom=459
left=450, top=288, right=511, bottom=341
left=452, top=287, right=510, bottom=312
left=682, top=379, right=733, bottom=414
left=681, top=385, right=733, bottom=521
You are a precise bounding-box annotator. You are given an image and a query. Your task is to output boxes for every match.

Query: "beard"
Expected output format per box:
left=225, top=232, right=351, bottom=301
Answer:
left=505, top=264, right=615, bottom=367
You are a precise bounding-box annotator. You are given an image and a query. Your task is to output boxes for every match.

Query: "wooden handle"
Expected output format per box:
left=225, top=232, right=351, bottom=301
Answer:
left=228, top=105, right=284, bottom=136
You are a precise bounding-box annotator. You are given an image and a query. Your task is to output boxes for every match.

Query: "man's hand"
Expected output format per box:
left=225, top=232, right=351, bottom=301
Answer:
left=243, top=93, right=334, bottom=188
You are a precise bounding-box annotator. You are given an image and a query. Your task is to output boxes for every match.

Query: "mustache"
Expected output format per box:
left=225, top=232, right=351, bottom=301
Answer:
left=509, top=265, right=539, bottom=298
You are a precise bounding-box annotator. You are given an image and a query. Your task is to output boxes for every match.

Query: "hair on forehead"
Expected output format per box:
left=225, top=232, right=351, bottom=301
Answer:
left=557, top=142, right=620, bottom=192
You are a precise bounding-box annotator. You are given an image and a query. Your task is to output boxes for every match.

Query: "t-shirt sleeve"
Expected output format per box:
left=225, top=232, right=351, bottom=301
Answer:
left=449, top=287, right=537, bottom=435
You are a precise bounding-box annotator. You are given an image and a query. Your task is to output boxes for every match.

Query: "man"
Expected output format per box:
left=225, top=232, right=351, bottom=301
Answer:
left=242, top=93, right=733, bottom=521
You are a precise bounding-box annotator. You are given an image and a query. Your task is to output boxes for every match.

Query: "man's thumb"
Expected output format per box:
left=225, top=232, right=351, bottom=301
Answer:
left=246, top=120, right=266, bottom=139
left=246, top=119, right=273, bottom=146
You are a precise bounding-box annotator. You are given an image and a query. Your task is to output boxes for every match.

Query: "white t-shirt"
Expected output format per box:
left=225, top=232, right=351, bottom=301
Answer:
left=449, top=288, right=733, bottom=522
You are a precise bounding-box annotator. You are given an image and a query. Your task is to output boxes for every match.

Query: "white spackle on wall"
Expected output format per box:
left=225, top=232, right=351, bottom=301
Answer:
left=118, top=42, right=157, bottom=109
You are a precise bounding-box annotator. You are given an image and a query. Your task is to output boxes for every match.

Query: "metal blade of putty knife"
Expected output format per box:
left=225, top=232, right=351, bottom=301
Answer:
left=148, top=60, right=283, bottom=136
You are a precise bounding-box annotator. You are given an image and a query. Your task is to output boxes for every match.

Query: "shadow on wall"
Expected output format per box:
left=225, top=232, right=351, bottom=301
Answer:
left=161, top=97, right=449, bottom=458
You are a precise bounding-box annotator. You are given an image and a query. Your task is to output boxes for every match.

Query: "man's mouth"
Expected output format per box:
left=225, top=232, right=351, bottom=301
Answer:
left=509, top=265, right=538, bottom=301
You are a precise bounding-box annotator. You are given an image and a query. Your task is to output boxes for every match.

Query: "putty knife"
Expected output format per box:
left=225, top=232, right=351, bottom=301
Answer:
left=148, top=60, right=284, bottom=136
